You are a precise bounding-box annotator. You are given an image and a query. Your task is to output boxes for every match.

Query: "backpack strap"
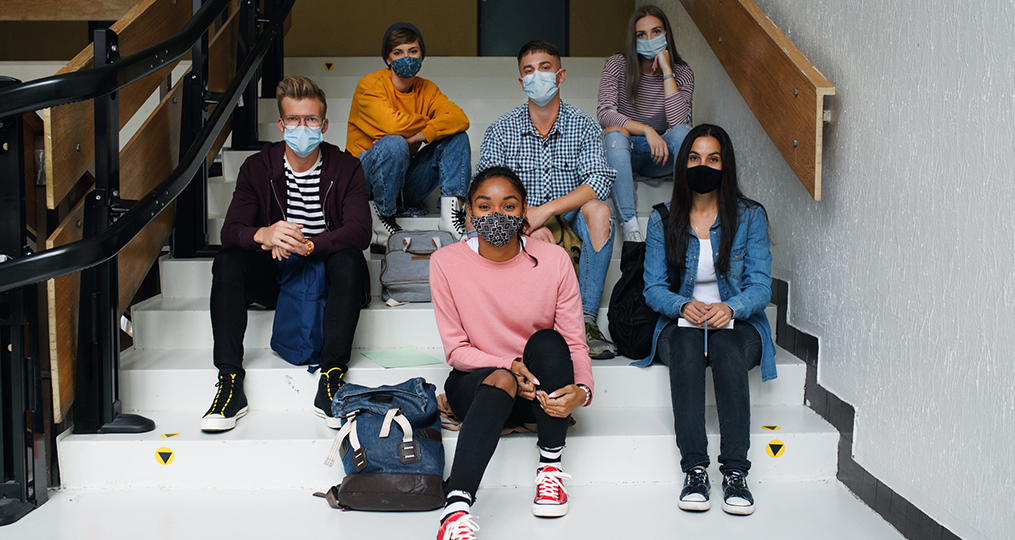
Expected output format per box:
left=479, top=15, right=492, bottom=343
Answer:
left=379, top=406, right=422, bottom=465
left=324, top=412, right=367, bottom=472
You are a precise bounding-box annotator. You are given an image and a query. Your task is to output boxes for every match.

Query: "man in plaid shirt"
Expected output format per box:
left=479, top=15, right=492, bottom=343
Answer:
left=476, top=40, right=618, bottom=359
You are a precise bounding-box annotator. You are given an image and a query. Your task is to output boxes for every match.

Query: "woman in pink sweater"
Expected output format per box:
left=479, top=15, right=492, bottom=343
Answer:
left=430, top=166, right=594, bottom=540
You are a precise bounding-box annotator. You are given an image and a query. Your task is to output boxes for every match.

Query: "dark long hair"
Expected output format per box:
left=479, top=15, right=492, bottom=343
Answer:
left=624, top=5, right=687, bottom=104
left=666, top=124, right=762, bottom=275
left=469, top=166, right=538, bottom=266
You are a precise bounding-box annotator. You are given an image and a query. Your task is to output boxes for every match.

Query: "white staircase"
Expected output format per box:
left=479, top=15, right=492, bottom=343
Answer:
left=9, top=58, right=903, bottom=539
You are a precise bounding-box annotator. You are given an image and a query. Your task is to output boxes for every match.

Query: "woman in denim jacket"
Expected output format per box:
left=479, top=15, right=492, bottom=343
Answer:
left=639, top=124, right=774, bottom=516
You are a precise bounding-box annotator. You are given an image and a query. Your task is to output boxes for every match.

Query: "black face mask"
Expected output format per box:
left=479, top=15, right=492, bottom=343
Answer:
left=686, top=165, right=722, bottom=194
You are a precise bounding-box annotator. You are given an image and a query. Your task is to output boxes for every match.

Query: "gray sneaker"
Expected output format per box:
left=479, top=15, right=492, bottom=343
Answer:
left=585, top=322, right=617, bottom=359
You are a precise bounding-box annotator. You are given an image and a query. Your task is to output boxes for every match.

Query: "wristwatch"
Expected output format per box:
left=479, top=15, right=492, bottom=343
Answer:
left=576, top=384, right=592, bottom=407
left=663, top=73, right=678, bottom=81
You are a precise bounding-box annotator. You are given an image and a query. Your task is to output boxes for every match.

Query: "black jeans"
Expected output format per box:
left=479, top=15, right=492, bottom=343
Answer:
left=657, top=320, right=762, bottom=475
left=210, top=246, right=367, bottom=376
left=444, top=329, right=575, bottom=498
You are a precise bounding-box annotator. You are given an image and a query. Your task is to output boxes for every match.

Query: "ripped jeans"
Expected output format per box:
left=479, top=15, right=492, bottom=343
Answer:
left=604, top=125, right=691, bottom=223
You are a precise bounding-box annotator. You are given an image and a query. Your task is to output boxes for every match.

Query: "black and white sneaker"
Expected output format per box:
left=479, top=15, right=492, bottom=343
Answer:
left=371, top=201, right=402, bottom=254
left=314, top=366, right=347, bottom=429
left=678, top=467, right=711, bottom=511
left=721, top=470, right=755, bottom=515
left=200, top=373, right=248, bottom=432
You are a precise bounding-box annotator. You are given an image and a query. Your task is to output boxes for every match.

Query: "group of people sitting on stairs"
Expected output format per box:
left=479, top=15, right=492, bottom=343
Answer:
left=198, top=5, right=775, bottom=539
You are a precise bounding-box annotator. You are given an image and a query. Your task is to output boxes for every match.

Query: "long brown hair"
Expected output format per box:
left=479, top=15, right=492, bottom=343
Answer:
left=666, top=124, right=763, bottom=275
left=624, top=5, right=687, bottom=104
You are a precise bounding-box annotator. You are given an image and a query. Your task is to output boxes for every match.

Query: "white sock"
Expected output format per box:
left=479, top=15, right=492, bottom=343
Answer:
left=623, top=217, right=640, bottom=235
left=440, top=490, right=473, bottom=522
left=538, top=445, right=564, bottom=469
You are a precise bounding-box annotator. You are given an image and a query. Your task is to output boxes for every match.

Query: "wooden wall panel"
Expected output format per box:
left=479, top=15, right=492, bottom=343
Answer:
left=680, top=0, right=834, bottom=200
left=46, top=201, right=84, bottom=424
left=43, top=0, right=191, bottom=209
left=116, top=80, right=184, bottom=314
left=0, top=0, right=139, bottom=21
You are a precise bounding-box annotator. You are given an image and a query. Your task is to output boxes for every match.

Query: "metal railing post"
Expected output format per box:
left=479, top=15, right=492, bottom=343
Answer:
left=171, top=0, right=212, bottom=258
left=0, top=76, right=46, bottom=525
left=259, top=0, right=285, bottom=98
left=73, top=29, right=154, bottom=435
left=230, top=0, right=262, bottom=149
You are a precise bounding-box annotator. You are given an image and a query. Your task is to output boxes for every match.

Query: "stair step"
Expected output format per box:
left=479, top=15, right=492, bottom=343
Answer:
left=7, top=481, right=904, bottom=540
left=131, top=293, right=776, bottom=353
left=58, top=404, right=835, bottom=490
left=119, top=345, right=804, bottom=413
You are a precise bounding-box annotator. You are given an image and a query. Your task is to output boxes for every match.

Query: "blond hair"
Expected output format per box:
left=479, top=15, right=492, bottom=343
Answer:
left=275, top=76, right=327, bottom=118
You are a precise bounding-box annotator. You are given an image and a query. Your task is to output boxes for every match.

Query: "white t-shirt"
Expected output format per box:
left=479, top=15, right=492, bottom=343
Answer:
left=692, top=237, right=722, bottom=304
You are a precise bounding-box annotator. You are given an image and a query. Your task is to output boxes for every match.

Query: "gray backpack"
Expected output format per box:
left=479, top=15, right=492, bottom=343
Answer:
left=379, top=230, right=455, bottom=304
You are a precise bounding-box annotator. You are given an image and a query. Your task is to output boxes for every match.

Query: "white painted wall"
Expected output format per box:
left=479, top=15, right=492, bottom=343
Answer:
left=646, top=1, right=1015, bottom=538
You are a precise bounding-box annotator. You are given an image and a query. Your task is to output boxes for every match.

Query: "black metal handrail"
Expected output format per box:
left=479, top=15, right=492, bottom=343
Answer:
left=0, top=0, right=231, bottom=118
left=0, top=0, right=296, bottom=294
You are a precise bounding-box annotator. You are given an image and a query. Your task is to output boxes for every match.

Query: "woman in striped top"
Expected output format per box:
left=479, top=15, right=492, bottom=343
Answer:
left=597, top=5, right=694, bottom=242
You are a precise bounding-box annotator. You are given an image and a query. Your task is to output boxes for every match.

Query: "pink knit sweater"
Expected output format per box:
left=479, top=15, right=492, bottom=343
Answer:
left=429, top=239, right=594, bottom=400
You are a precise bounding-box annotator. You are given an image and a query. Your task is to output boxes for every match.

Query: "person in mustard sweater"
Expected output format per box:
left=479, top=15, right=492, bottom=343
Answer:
left=347, top=22, right=471, bottom=251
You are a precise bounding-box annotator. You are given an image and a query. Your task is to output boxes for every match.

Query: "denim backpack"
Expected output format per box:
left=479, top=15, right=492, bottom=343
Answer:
left=320, top=377, right=445, bottom=511
left=270, top=254, right=326, bottom=366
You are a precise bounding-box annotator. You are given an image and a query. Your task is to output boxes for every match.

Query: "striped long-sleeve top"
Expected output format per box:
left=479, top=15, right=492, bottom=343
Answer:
left=596, top=53, right=694, bottom=134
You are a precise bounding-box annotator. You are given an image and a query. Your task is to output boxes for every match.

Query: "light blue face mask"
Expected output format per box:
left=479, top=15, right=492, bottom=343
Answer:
left=390, top=56, right=422, bottom=78
left=522, top=69, right=561, bottom=107
left=636, top=33, right=668, bottom=59
left=283, top=125, right=323, bottom=158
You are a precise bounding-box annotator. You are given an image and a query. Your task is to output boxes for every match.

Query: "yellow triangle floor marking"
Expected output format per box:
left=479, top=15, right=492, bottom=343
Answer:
left=766, top=440, right=785, bottom=458
left=155, top=447, right=175, bottom=465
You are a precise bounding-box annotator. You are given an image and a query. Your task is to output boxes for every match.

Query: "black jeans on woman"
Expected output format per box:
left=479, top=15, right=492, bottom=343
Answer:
left=444, top=329, right=575, bottom=500
left=657, top=320, right=762, bottom=475
left=210, top=246, right=368, bottom=376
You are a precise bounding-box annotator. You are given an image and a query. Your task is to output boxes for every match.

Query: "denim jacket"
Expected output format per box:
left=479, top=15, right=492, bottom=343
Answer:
left=634, top=201, right=777, bottom=382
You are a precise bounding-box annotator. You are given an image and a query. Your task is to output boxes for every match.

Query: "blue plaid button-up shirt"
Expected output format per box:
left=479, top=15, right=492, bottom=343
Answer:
left=476, top=102, right=615, bottom=207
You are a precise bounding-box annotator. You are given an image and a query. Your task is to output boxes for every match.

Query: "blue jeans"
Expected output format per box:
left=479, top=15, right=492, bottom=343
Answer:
left=604, top=125, right=691, bottom=223
left=562, top=202, right=614, bottom=320
left=357, top=132, right=470, bottom=216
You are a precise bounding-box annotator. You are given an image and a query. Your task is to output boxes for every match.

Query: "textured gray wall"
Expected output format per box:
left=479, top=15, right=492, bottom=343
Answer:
left=646, top=1, right=1015, bottom=539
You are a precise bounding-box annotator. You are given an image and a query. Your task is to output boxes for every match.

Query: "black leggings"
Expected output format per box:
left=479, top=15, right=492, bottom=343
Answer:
left=444, top=329, right=575, bottom=499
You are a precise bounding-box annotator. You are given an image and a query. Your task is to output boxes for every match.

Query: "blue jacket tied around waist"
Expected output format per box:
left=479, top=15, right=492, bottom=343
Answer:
left=634, top=202, right=777, bottom=382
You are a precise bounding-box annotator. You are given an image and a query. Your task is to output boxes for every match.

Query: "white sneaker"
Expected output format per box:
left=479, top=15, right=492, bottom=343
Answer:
left=439, top=196, right=466, bottom=240
left=624, top=229, right=644, bottom=243
left=371, top=201, right=402, bottom=253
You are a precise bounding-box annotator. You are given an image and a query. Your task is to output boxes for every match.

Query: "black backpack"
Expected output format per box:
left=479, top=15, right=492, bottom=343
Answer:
left=607, top=203, right=669, bottom=359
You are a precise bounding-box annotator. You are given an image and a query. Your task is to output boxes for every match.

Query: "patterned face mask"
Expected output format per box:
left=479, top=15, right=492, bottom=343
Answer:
left=390, top=56, right=422, bottom=78
left=470, top=212, right=524, bottom=248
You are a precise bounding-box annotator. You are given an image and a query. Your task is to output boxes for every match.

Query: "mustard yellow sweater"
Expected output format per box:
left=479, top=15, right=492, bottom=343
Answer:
left=346, top=68, right=470, bottom=157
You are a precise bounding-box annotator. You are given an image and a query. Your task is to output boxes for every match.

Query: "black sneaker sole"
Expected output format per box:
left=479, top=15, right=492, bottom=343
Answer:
left=370, top=243, right=386, bottom=254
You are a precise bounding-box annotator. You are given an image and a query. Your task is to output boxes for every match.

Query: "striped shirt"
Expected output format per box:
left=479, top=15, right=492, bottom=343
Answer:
left=283, top=154, right=326, bottom=238
left=596, top=53, right=694, bottom=134
left=476, top=102, right=616, bottom=206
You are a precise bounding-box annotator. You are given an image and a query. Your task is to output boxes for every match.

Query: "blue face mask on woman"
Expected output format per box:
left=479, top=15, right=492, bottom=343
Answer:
left=636, top=33, right=668, bottom=59
left=284, top=125, right=323, bottom=158
left=522, top=69, right=561, bottom=107
left=390, top=56, right=422, bottom=78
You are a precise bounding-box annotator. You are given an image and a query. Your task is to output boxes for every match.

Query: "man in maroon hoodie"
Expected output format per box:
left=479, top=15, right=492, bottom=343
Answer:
left=201, top=76, right=371, bottom=432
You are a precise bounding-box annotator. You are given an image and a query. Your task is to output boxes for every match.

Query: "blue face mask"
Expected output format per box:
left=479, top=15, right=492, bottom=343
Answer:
left=522, top=69, right=561, bottom=107
left=636, top=33, right=668, bottom=59
left=390, top=56, right=422, bottom=78
left=283, top=125, right=323, bottom=158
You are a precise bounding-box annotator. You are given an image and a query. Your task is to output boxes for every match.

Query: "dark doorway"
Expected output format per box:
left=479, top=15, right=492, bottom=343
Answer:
left=478, top=0, right=569, bottom=57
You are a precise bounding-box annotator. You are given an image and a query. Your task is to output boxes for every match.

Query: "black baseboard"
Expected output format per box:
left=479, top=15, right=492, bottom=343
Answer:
left=770, top=278, right=960, bottom=540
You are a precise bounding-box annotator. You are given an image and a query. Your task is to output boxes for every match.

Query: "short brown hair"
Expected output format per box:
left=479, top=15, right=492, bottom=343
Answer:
left=275, top=76, right=327, bottom=118
left=517, top=40, right=561, bottom=65
left=384, top=28, right=423, bottom=61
